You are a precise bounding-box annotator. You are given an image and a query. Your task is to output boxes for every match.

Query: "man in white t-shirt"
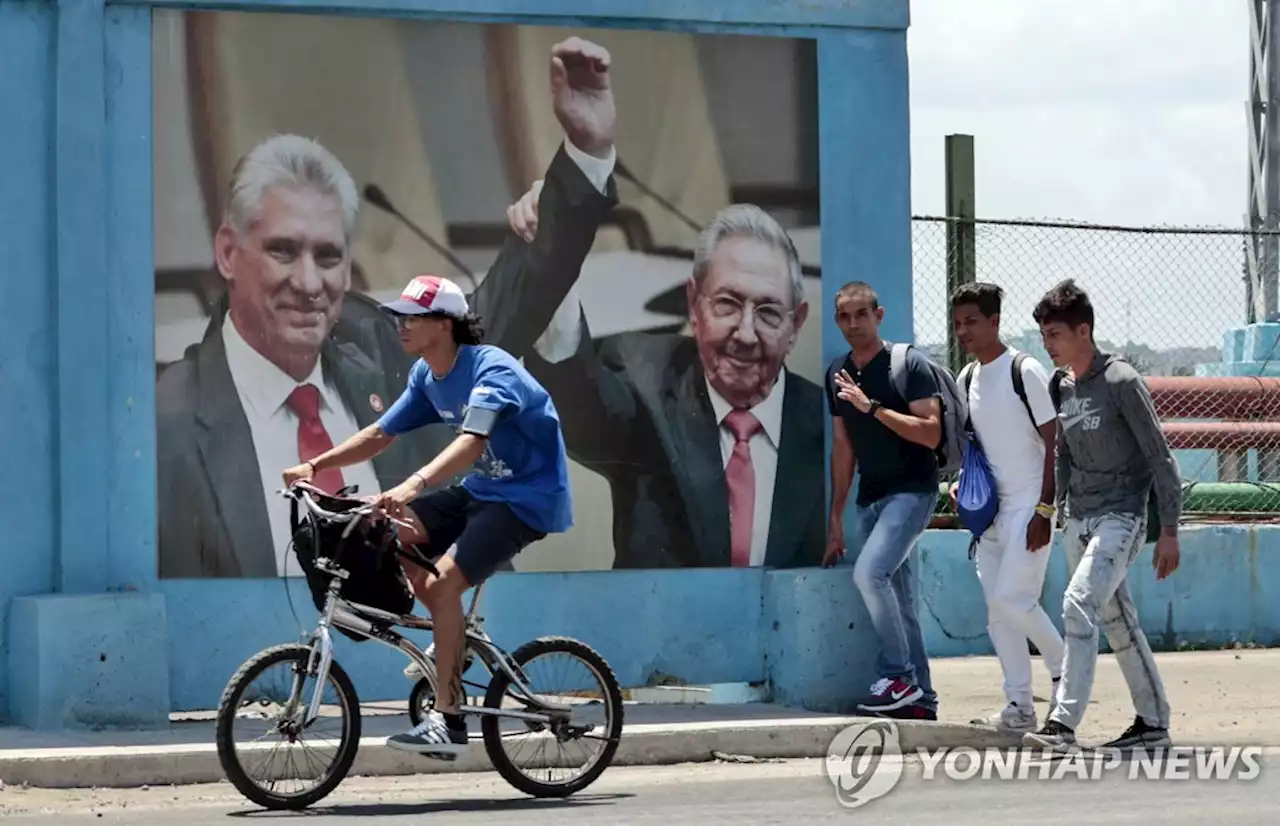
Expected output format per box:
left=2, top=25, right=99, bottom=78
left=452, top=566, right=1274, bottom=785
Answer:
left=950, top=282, right=1066, bottom=732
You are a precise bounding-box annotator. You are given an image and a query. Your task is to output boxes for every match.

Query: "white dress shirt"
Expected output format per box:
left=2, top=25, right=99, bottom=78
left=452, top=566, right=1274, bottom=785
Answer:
left=221, top=315, right=382, bottom=576
left=705, top=372, right=785, bottom=567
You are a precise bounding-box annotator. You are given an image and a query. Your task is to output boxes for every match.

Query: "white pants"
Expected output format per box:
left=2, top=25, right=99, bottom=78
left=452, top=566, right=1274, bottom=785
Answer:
left=974, top=502, right=1066, bottom=709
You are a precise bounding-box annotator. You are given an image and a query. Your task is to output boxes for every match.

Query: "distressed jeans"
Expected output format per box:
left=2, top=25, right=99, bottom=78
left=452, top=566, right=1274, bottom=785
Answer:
left=1050, top=512, right=1171, bottom=731
left=851, top=490, right=938, bottom=705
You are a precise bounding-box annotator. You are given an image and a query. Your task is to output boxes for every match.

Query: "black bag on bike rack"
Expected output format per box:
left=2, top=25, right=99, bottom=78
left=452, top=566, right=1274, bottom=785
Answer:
left=288, top=496, right=416, bottom=642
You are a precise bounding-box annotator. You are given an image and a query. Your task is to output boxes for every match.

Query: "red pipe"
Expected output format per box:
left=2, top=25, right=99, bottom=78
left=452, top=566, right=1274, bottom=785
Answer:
left=1162, top=421, right=1280, bottom=451
left=1145, top=377, right=1280, bottom=419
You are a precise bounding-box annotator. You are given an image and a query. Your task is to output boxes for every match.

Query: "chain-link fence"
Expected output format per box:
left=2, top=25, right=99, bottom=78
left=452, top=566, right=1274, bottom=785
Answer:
left=911, top=215, right=1280, bottom=523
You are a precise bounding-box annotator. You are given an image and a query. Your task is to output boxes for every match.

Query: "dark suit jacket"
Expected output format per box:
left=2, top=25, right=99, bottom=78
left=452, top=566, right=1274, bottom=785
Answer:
left=157, top=144, right=607, bottom=578
left=474, top=152, right=827, bottom=569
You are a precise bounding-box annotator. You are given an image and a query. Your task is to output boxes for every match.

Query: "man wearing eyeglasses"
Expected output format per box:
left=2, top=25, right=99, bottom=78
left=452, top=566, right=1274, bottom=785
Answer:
left=501, top=189, right=826, bottom=569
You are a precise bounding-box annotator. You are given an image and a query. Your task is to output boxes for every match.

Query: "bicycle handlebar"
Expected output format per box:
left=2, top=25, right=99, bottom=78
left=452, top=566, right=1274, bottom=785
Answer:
left=281, top=481, right=416, bottom=531
left=280, top=481, right=440, bottom=577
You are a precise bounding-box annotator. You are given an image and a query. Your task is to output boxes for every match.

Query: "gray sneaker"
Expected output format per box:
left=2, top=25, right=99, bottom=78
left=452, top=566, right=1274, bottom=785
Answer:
left=972, top=702, right=1037, bottom=732
left=1022, top=719, right=1076, bottom=751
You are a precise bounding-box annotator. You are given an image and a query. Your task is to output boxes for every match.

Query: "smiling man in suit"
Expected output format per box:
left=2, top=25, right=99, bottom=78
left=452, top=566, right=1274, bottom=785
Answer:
left=502, top=146, right=825, bottom=566
left=157, top=37, right=623, bottom=579
left=156, top=133, right=452, bottom=579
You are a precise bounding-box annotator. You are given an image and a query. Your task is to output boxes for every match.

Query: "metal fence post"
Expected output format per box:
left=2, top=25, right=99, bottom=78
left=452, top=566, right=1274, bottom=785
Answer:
left=945, top=134, right=976, bottom=375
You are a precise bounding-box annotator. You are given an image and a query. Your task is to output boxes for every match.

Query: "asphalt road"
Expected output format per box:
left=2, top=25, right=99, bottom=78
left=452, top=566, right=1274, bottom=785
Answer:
left=1, top=753, right=1276, bottom=824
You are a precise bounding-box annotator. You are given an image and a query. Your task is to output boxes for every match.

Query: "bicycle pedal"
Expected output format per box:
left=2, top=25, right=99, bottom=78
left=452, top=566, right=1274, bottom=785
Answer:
left=422, top=751, right=459, bottom=762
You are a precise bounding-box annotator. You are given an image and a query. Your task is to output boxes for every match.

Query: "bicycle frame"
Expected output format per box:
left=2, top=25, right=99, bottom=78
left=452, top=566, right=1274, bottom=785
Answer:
left=286, top=485, right=572, bottom=730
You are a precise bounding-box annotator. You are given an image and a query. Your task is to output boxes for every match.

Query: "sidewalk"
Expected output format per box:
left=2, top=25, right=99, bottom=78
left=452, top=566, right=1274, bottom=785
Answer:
left=2, top=648, right=1275, bottom=789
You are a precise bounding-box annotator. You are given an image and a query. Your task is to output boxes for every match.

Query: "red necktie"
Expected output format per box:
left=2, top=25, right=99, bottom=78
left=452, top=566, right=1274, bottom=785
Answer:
left=286, top=384, right=345, bottom=494
left=724, top=409, right=763, bottom=567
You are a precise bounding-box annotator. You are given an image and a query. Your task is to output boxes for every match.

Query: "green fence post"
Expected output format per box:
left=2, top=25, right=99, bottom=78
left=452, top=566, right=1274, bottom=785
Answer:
left=945, top=134, right=976, bottom=376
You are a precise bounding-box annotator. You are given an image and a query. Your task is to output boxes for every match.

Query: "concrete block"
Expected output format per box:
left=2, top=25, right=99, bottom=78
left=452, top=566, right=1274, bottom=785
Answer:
left=8, top=593, right=170, bottom=730
left=762, top=568, right=879, bottom=714
left=1223, top=327, right=1245, bottom=364
left=1243, top=323, right=1280, bottom=362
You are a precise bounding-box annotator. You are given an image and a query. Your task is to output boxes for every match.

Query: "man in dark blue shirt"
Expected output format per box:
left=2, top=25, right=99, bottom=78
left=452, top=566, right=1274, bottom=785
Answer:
left=823, top=281, right=943, bottom=719
left=283, top=273, right=572, bottom=759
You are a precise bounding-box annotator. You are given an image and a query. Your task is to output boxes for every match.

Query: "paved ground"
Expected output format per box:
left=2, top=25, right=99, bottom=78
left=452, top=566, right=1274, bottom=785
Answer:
left=930, top=647, right=1279, bottom=746
left=0, top=754, right=1275, bottom=824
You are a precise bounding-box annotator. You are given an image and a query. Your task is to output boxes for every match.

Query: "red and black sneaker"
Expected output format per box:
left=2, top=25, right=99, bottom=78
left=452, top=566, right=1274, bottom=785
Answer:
left=856, top=677, right=923, bottom=714
left=874, top=700, right=937, bottom=721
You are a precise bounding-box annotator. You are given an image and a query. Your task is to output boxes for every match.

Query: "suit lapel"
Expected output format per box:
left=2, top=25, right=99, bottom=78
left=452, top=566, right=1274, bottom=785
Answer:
left=764, top=370, right=821, bottom=566
left=324, top=340, right=402, bottom=490
left=664, top=359, right=731, bottom=566
left=193, top=330, right=276, bottom=578
left=324, top=340, right=384, bottom=430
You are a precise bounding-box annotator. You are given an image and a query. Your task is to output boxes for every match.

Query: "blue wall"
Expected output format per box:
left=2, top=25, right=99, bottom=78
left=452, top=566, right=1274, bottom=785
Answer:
left=6, top=0, right=1274, bottom=728
left=159, top=524, right=1280, bottom=713
left=0, top=0, right=58, bottom=726
left=0, top=0, right=922, bottom=726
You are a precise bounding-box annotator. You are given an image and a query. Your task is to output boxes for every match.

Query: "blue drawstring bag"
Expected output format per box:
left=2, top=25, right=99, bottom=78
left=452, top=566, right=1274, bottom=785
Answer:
left=956, top=435, right=999, bottom=557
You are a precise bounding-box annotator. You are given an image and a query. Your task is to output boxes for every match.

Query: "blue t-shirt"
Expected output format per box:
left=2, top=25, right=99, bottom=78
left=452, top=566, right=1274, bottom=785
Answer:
left=376, top=344, right=573, bottom=535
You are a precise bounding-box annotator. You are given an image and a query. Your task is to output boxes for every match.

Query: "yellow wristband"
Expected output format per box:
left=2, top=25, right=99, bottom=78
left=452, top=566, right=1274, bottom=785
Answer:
left=1035, top=503, right=1056, bottom=518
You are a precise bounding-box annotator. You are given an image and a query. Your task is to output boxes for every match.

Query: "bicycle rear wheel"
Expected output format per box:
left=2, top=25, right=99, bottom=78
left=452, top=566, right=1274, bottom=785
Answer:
left=480, top=636, right=623, bottom=798
left=215, top=643, right=361, bottom=810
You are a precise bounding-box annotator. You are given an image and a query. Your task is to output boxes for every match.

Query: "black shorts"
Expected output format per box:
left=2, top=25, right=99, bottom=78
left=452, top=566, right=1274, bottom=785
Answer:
left=407, top=485, right=545, bottom=586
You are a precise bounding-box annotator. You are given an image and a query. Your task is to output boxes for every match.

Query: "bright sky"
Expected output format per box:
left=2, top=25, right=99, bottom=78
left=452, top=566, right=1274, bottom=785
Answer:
left=904, top=0, right=1251, bottom=351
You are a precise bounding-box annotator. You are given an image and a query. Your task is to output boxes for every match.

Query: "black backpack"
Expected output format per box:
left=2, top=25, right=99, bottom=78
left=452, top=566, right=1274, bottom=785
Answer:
left=288, top=493, right=416, bottom=642
left=957, top=352, right=1038, bottom=435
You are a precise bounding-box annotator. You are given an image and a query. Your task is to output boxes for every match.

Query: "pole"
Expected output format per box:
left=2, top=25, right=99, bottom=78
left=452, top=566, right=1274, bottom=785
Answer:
left=945, top=134, right=976, bottom=376
left=1266, top=0, right=1280, bottom=320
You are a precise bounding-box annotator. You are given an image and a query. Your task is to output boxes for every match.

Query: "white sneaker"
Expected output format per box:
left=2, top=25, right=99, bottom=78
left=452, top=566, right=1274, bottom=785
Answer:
left=972, top=702, right=1037, bottom=732
left=385, top=710, right=469, bottom=759
left=404, top=643, right=474, bottom=679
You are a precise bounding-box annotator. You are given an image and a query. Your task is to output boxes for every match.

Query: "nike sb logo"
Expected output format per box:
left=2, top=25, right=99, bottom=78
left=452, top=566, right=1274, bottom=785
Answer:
left=1059, top=396, right=1102, bottom=431
left=891, top=686, right=914, bottom=700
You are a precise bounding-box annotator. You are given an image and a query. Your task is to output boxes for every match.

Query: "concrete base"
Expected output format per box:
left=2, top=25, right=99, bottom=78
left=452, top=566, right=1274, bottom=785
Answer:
left=7, top=593, right=170, bottom=731
left=764, top=569, right=880, bottom=714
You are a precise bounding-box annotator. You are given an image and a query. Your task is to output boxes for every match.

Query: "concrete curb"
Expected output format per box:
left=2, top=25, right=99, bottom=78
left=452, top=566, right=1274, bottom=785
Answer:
left=0, top=718, right=1023, bottom=790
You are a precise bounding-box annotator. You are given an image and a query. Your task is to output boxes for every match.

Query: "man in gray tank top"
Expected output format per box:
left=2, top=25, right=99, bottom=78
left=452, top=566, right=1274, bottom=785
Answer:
left=1021, top=279, right=1181, bottom=753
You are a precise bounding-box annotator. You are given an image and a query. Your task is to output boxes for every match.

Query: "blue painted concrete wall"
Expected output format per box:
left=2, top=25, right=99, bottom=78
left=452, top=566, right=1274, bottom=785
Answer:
left=158, top=524, right=1280, bottom=713
left=10, top=0, right=1277, bottom=729
left=0, top=0, right=923, bottom=727
left=6, top=0, right=1278, bottom=726
left=0, top=0, right=58, bottom=727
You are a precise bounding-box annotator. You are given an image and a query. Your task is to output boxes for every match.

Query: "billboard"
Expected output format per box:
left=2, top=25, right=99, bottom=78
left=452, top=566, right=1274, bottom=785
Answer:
left=153, top=11, right=824, bottom=577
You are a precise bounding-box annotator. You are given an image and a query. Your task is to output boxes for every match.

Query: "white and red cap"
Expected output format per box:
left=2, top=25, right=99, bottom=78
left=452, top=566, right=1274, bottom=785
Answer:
left=379, top=274, right=470, bottom=319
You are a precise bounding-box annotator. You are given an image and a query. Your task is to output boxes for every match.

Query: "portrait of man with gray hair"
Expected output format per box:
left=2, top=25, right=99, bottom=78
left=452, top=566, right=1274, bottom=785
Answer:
left=157, top=34, right=620, bottom=578
left=156, top=134, right=457, bottom=579
left=502, top=185, right=826, bottom=569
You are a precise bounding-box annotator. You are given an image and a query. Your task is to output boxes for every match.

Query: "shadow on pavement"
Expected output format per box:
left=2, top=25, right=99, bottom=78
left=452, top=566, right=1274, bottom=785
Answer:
left=224, top=792, right=633, bottom=818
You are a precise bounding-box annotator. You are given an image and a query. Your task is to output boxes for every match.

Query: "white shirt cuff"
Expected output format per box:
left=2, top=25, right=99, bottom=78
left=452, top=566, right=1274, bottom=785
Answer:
left=562, top=138, right=616, bottom=196
left=533, top=290, right=585, bottom=364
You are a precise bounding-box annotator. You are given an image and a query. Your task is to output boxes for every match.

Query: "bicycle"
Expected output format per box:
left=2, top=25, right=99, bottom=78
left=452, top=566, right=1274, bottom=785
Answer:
left=214, top=481, right=624, bottom=811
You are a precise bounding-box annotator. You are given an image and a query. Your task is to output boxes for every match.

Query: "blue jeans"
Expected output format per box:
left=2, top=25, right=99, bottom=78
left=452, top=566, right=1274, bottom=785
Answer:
left=851, top=490, right=937, bottom=706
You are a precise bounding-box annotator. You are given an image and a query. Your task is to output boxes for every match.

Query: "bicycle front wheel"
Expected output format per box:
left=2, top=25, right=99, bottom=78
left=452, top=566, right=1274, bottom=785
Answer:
left=480, top=636, right=624, bottom=798
left=214, top=643, right=361, bottom=810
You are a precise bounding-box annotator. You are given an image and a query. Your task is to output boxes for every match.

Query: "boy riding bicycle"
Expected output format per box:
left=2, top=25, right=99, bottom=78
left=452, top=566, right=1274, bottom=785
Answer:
left=282, top=273, right=574, bottom=758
